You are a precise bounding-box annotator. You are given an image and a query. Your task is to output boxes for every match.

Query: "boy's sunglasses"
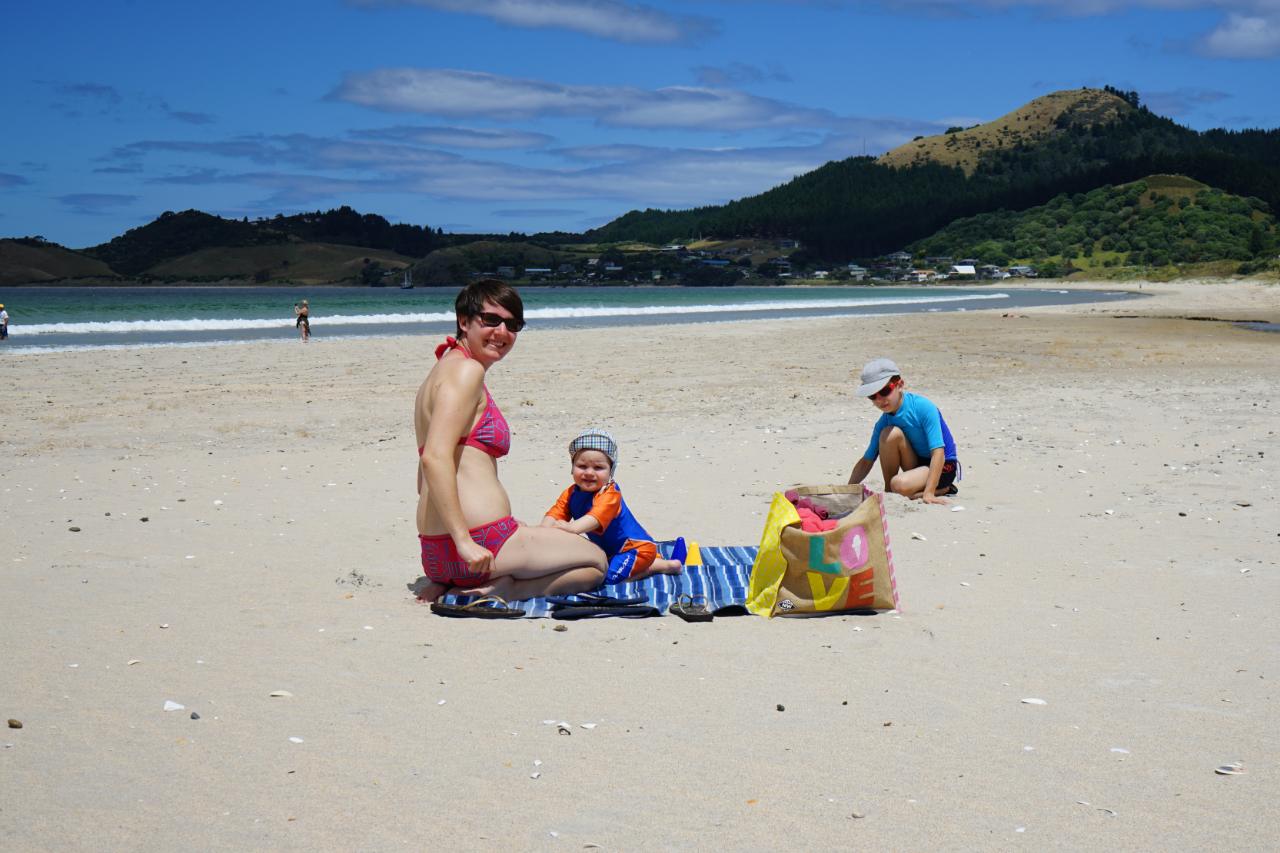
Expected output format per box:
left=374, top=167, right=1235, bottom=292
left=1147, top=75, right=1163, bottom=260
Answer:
left=868, top=379, right=898, bottom=400
left=476, top=312, right=525, bottom=333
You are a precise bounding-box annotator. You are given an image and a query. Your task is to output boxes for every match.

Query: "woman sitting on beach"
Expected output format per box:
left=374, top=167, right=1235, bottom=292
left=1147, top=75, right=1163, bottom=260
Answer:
left=414, top=279, right=606, bottom=602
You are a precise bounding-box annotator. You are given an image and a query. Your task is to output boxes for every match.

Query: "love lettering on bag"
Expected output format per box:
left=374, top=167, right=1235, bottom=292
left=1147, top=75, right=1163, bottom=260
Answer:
left=748, top=484, right=899, bottom=617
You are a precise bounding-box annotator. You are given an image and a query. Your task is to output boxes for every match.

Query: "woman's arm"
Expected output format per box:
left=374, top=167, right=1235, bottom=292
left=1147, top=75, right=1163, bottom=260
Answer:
left=419, top=360, right=492, bottom=568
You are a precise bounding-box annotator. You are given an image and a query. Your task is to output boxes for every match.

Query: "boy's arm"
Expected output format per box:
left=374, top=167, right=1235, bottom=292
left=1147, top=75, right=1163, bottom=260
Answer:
left=920, top=447, right=949, bottom=504
left=559, top=515, right=601, bottom=534
left=541, top=486, right=602, bottom=533
left=850, top=419, right=884, bottom=484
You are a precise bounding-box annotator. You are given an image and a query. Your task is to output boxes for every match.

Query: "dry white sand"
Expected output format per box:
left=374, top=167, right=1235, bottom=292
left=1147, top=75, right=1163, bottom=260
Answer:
left=1, top=281, right=1277, bottom=850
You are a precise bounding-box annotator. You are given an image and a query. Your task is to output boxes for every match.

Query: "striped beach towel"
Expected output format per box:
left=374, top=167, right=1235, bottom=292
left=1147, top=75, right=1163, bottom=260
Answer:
left=439, top=543, right=758, bottom=618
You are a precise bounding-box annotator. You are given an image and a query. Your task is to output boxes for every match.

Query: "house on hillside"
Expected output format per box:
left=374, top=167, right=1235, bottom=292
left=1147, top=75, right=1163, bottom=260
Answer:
left=1007, top=265, right=1037, bottom=277
left=950, top=264, right=977, bottom=278
left=886, top=251, right=913, bottom=266
left=524, top=267, right=552, bottom=280
left=846, top=264, right=869, bottom=280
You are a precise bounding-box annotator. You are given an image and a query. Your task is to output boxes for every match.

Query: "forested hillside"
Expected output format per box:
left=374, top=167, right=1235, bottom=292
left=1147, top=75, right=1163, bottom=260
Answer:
left=910, top=175, right=1276, bottom=274
left=83, top=207, right=445, bottom=277
left=589, top=88, right=1280, bottom=261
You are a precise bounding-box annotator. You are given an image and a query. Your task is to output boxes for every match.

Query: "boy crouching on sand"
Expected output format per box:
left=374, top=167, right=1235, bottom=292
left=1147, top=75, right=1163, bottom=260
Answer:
left=541, top=428, right=684, bottom=584
left=847, top=357, right=961, bottom=506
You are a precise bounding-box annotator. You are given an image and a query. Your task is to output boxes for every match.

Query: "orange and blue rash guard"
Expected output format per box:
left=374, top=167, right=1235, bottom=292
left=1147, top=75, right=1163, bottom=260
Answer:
left=546, top=481, right=654, bottom=559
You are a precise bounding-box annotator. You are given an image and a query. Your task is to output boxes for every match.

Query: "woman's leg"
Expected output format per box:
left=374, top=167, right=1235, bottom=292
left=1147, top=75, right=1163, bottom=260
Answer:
left=477, top=525, right=605, bottom=600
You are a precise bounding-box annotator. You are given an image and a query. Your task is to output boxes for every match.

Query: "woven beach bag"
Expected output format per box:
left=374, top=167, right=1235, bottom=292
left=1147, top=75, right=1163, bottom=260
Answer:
left=746, top=484, right=899, bottom=617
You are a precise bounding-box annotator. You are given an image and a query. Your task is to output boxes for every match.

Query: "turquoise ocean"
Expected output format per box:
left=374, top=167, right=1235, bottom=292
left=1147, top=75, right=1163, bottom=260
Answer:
left=0, top=284, right=1139, bottom=352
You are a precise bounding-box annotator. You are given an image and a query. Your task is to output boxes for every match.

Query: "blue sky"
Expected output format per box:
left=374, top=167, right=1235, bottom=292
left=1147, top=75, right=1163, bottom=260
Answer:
left=3, top=0, right=1278, bottom=248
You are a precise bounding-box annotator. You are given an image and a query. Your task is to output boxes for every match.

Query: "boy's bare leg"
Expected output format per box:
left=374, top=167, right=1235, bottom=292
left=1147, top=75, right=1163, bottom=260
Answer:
left=626, top=557, right=684, bottom=582
left=878, top=427, right=924, bottom=495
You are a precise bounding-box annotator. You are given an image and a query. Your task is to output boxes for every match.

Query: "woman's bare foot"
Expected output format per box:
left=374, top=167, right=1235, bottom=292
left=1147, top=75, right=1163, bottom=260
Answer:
left=414, top=579, right=450, bottom=603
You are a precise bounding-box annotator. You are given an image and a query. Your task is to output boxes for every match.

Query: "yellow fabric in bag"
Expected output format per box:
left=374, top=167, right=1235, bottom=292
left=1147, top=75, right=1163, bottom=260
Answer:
left=745, top=493, right=801, bottom=617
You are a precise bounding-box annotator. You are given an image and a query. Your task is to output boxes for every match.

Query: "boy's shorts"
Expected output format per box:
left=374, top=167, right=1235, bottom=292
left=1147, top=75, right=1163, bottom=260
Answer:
left=938, top=459, right=960, bottom=492
left=605, top=539, right=657, bottom=585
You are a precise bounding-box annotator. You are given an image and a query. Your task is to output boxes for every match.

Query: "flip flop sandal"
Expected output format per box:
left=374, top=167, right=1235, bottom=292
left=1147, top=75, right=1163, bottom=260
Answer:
left=547, top=592, right=648, bottom=608
left=551, top=604, right=660, bottom=620
left=668, top=594, right=713, bottom=622
left=430, top=595, right=525, bottom=619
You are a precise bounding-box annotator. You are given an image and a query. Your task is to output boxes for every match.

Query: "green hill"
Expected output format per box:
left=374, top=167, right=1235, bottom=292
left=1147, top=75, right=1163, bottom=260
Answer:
left=0, top=238, right=115, bottom=285
left=909, top=175, right=1277, bottom=275
left=84, top=210, right=285, bottom=276
left=82, top=206, right=445, bottom=278
left=588, top=87, right=1280, bottom=261
left=148, top=242, right=417, bottom=285
left=412, top=241, right=576, bottom=285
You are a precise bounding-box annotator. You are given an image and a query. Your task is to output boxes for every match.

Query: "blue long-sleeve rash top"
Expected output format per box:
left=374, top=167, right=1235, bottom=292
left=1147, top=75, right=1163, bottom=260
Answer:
left=545, top=481, right=654, bottom=557
left=863, top=392, right=958, bottom=462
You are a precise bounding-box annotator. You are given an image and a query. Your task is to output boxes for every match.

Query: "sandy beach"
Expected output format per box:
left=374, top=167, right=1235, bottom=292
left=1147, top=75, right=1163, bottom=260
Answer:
left=1, top=280, right=1277, bottom=850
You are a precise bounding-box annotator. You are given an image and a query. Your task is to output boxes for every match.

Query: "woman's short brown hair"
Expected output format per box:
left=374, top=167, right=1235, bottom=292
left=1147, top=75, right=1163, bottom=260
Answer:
left=455, top=279, right=524, bottom=335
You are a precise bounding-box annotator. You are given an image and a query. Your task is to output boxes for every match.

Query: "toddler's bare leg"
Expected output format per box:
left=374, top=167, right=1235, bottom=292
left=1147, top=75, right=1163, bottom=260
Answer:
left=627, top=558, right=684, bottom=582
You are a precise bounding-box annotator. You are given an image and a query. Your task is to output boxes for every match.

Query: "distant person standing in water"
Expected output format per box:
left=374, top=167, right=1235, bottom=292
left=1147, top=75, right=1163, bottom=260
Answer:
left=0, top=303, right=8, bottom=341
left=294, top=300, right=310, bottom=342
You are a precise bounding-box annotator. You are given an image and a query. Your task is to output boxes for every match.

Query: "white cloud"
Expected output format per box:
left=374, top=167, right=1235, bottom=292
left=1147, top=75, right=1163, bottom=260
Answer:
left=351, top=125, right=555, bottom=149
left=350, top=0, right=715, bottom=42
left=331, top=68, right=839, bottom=130
left=1140, top=86, right=1231, bottom=114
left=1199, top=10, right=1280, bottom=56
left=693, top=62, right=792, bottom=86
left=771, top=0, right=1280, bottom=57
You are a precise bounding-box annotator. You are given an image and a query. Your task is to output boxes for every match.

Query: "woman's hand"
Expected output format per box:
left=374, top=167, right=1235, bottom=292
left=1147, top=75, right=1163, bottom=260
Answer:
left=455, top=538, right=495, bottom=576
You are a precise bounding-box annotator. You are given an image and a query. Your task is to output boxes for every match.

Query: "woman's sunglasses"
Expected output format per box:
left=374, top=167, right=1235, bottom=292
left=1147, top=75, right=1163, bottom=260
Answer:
left=868, top=379, right=898, bottom=400
left=476, top=311, right=526, bottom=333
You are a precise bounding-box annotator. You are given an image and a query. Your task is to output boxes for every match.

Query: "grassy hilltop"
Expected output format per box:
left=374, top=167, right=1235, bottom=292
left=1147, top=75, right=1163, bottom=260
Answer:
left=0, top=238, right=114, bottom=285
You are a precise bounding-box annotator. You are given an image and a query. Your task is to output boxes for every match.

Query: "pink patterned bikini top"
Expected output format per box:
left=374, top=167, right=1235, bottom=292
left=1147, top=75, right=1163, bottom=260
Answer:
left=427, top=336, right=511, bottom=458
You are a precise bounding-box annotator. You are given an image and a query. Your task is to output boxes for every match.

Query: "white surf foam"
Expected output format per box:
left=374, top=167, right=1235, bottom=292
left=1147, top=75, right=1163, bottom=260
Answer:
left=16, top=292, right=1009, bottom=336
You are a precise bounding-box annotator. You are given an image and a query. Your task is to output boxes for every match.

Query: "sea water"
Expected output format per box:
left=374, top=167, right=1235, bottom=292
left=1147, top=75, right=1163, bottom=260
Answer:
left=0, top=284, right=1140, bottom=352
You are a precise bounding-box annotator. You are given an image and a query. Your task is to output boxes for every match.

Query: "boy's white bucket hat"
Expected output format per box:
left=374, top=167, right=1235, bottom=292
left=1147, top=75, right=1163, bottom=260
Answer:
left=856, top=357, right=901, bottom=396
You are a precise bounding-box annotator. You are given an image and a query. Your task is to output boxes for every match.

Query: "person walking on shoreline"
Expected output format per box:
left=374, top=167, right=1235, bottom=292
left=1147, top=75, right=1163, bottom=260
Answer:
left=294, top=300, right=310, bottom=342
left=0, top=303, right=9, bottom=341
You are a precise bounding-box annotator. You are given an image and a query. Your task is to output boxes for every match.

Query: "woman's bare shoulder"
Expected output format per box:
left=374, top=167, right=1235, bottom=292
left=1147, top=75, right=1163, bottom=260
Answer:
left=420, top=354, right=484, bottom=408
